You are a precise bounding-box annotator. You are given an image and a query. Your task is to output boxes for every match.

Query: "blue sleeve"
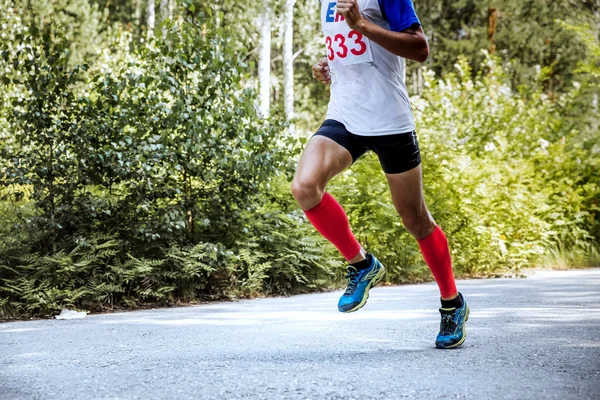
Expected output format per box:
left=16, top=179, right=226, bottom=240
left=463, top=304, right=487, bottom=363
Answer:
left=378, top=0, right=421, bottom=32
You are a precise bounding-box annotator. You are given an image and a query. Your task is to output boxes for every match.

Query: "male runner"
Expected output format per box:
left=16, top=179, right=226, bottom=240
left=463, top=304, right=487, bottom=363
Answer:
left=291, top=0, right=469, bottom=349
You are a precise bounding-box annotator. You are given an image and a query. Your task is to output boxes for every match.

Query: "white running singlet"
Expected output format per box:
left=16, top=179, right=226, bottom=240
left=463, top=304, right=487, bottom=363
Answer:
left=320, top=0, right=416, bottom=136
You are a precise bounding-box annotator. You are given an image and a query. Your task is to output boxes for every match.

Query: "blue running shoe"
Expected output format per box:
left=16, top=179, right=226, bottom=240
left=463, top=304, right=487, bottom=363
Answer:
left=435, top=292, right=470, bottom=349
left=338, top=256, right=385, bottom=313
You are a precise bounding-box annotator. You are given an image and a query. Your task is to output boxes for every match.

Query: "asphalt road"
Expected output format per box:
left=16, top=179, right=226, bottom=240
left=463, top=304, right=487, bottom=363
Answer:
left=1, top=269, right=600, bottom=400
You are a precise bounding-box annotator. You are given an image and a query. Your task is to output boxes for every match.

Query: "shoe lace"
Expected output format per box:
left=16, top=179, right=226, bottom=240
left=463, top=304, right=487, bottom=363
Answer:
left=344, top=268, right=360, bottom=295
left=440, top=312, right=457, bottom=336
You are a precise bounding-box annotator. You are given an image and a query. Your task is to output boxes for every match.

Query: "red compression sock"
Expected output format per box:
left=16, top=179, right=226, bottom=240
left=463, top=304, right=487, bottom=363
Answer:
left=303, top=192, right=362, bottom=261
left=417, top=226, right=458, bottom=299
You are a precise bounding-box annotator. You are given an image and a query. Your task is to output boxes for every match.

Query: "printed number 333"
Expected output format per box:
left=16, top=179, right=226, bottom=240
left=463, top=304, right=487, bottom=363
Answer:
left=326, top=30, right=367, bottom=61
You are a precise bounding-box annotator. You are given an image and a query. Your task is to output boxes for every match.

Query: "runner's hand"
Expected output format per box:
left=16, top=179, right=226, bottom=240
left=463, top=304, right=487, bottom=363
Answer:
left=336, top=0, right=365, bottom=31
left=312, top=57, right=331, bottom=85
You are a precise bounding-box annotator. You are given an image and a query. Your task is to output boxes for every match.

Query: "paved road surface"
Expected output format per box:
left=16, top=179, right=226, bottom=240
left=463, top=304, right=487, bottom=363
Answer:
left=2, top=269, right=600, bottom=400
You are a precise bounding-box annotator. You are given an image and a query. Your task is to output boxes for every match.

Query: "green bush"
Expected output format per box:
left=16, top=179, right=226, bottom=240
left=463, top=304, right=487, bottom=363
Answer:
left=0, top=10, right=338, bottom=318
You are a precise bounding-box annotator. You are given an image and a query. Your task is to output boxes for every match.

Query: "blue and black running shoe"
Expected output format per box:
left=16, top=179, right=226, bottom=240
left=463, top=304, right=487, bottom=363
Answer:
left=338, top=256, right=385, bottom=313
left=435, top=292, right=470, bottom=349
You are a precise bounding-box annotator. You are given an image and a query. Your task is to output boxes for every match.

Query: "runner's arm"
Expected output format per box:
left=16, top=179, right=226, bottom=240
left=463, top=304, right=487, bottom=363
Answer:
left=336, top=0, right=429, bottom=63
left=356, top=24, right=428, bottom=63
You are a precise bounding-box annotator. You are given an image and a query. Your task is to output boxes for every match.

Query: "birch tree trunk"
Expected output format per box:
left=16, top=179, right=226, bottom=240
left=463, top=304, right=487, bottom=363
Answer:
left=147, top=0, right=156, bottom=35
left=417, top=64, right=423, bottom=95
left=283, top=0, right=296, bottom=123
left=160, top=0, right=169, bottom=36
left=258, top=1, right=271, bottom=118
left=134, top=0, right=141, bottom=28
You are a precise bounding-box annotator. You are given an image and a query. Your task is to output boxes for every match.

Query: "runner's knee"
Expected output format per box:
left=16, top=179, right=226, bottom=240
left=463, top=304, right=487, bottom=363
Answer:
left=398, top=207, right=435, bottom=238
left=291, top=178, right=323, bottom=209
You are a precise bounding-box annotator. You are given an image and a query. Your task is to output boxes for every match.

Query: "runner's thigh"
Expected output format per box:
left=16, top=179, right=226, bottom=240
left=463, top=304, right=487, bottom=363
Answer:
left=295, top=120, right=366, bottom=187
left=294, top=135, right=353, bottom=188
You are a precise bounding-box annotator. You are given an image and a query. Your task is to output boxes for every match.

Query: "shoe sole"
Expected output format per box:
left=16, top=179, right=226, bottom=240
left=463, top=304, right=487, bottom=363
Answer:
left=436, top=304, right=470, bottom=349
left=342, top=264, right=386, bottom=313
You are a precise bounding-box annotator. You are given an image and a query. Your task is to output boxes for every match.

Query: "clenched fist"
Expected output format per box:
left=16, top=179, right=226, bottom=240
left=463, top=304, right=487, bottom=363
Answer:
left=312, top=57, right=331, bottom=85
left=336, top=0, right=365, bottom=31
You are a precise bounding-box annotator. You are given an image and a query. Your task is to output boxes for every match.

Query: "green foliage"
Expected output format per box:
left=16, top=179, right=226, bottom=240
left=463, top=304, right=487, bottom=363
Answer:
left=0, top=6, right=337, bottom=319
left=413, top=0, right=600, bottom=93
left=563, top=22, right=600, bottom=81
left=0, top=186, right=339, bottom=318
left=2, top=10, right=292, bottom=243
left=233, top=179, right=341, bottom=297
left=558, top=21, right=600, bottom=242
left=3, top=0, right=106, bottom=66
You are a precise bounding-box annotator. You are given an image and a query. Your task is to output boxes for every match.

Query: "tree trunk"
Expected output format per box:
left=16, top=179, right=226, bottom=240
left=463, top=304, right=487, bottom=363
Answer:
left=283, top=0, right=296, bottom=123
left=135, top=0, right=141, bottom=28
left=160, top=0, right=169, bottom=20
left=258, top=1, right=271, bottom=118
left=160, top=0, right=169, bottom=36
left=412, top=68, right=417, bottom=95
left=147, top=0, right=155, bottom=35
left=488, top=8, right=497, bottom=54
left=417, top=65, right=423, bottom=96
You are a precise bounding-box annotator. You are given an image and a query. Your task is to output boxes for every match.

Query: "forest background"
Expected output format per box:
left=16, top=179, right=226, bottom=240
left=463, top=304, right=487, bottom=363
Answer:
left=0, top=0, right=599, bottom=319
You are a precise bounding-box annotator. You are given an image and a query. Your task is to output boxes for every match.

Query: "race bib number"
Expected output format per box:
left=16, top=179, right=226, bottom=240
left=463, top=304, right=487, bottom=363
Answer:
left=321, top=1, right=373, bottom=69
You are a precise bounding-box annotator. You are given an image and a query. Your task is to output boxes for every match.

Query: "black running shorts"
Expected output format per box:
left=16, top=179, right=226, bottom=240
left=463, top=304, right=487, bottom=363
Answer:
left=313, top=119, right=421, bottom=174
